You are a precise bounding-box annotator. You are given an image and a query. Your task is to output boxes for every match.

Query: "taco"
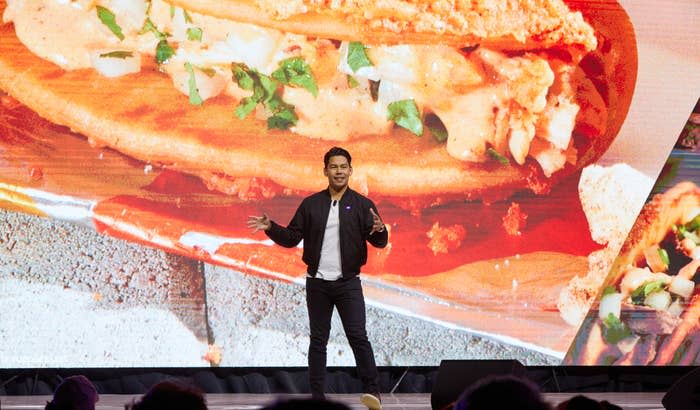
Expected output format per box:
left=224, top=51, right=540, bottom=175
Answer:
left=0, top=0, right=636, bottom=204
left=566, top=182, right=700, bottom=365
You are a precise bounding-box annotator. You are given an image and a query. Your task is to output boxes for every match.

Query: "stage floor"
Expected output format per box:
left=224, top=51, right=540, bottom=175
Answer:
left=0, top=392, right=665, bottom=410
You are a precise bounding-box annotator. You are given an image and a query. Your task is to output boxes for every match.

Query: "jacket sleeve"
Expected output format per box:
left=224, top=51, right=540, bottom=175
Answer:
left=265, top=202, right=305, bottom=248
left=366, top=201, right=388, bottom=248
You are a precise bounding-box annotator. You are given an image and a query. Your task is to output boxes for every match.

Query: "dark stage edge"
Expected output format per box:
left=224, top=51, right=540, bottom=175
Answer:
left=1, top=366, right=696, bottom=396
left=0, top=393, right=666, bottom=410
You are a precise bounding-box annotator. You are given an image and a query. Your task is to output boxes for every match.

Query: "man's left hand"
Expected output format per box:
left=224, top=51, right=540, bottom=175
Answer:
left=369, top=208, right=385, bottom=235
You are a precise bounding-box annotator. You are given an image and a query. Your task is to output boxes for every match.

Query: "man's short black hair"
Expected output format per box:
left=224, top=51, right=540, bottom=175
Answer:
left=324, top=147, right=352, bottom=168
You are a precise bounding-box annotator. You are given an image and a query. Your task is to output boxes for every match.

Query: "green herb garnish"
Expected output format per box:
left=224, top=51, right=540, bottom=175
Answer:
left=387, top=99, right=423, bottom=136
left=686, top=214, right=700, bottom=232
left=183, top=9, right=193, bottom=23
left=347, top=41, right=373, bottom=72
left=96, top=6, right=124, bottom=41
left=187, top=27, right=203, bottom=41
left=140, top=18, right=167, bottom=40
left=271, top=57, right=318, bottom=97
left=487, top=148, right=510, bottom=165
left=184, top=62, right=203, bottom=106
left=99, top=51, right=134, bottom=59
left=140, top=18, right=174, bottom=65
left=231, top=62, right=298, bottom=130
left=630, top=279, right=667, bottom=305
left=679, top=224, right=700, bottom=244
left=267, top=104, right=298, bottom=130
left=601, top=313, right=631, bottom=344
left=156, top=39, right=175, bottom=64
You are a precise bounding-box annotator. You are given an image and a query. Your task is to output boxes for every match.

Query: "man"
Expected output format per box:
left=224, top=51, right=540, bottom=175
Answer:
left=248, top=147, right=387, bottom=410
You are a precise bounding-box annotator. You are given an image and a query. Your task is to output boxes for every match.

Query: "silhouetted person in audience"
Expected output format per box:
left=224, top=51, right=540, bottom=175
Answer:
left=555, top=395, right=622, bottom=410
left=260, top=397, right=352, bottom=410
left=45, top=375, right=99, bottom=410
left=451, top=375, right=552, bottom=410
left=124, top=380, right=208, bottom=410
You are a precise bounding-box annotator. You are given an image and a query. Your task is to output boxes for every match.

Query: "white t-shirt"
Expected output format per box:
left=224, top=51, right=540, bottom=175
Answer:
left=315, top=199, right=342, bottom=281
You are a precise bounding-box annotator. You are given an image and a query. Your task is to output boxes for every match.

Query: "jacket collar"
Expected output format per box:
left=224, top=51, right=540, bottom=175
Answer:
left=324, top=186, right=353, bottom=202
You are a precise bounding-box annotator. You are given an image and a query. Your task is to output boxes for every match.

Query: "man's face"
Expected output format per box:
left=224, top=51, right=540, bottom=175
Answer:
left=324, top=155, right=352, bottom=191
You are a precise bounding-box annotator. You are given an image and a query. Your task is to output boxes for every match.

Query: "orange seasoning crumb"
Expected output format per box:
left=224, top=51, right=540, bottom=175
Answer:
left=203, top=344, right=223, bottom=366
left=29, top=165, right=43, bottom=181
left=426, top=222, right=466, bottom=255
left=205, top=175, right=282, bottom=201
left=502, top=202, right=528, bottom=236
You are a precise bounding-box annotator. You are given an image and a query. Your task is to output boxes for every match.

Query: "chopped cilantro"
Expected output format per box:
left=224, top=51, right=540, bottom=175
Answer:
left=271, top=57, right=318, bottom=97
left=140, top=18, right=175, bottom=65
left=99, top=51, right=133, bottom=59
left=183, top=9, right=193, bottom=23
left=686, top=214, right=700, bottom=232
left=232, top=64, right=255, bottom=91
left=347, top=75, right=359, bottom=88
left=184, top=63, right=203, bottom=106
left=268, top=106, right=298, bottom=130
left=169, top=5, right=176, bottom=19
left=677, top=225, right=700, bottom=244
left=601, top=313, right=631, bottom=344
left=347, top=42, right=372, bottom=72
left=487, top=148, right=510, bottom=165
left=425, top=113, right=448, bottom=142
left=155, top=39, right=175, bottom=64
left=187, top=27, right=203, bottom=41
left=231, top=62, right=298, bottom=130
left=96, top=6, right=124, bottom=41
left=387, top=99, right=423, bottom=136
left=140, top=18, right=167, bottom=40
left=630, top=279, right=667, bottom=305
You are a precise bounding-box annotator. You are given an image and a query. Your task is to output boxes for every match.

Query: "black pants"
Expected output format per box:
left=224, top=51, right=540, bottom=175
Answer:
left=306, top=276, right=379, bottom=398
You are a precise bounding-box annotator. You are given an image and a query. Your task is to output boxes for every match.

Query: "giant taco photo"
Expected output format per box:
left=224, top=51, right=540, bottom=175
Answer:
left=0, top=0, right=639, bottom=360
left=0, top=0, right=636, bottom=202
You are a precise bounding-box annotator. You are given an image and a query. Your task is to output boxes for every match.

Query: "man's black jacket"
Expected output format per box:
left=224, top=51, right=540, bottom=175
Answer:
left=265, top=188, right=388, bottom=278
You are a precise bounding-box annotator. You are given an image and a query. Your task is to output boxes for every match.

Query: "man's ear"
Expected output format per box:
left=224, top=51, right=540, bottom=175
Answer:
left=323, top=167, right=329, bottom=177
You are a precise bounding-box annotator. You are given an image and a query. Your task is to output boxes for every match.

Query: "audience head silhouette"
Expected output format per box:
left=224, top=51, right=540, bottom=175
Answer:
left=125, top=380, right=208, bottom=410
left=260, top=397, right=351, bottom=410
left=452, top=375, right=551, bottom=410
left=555, top=394, right=623, bottom=410
left=45, top=375, right=99, bottom=410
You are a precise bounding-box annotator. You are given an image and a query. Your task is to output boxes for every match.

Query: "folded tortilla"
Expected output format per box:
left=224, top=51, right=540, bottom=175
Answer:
left=0, top=0, right=636, bottom=202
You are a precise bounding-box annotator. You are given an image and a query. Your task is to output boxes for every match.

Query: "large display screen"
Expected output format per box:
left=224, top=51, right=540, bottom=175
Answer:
left=1, top=0, right=699, bottom=367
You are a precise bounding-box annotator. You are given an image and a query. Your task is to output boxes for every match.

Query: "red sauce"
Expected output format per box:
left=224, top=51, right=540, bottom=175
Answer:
left=93, top=168, right=599, bottom=277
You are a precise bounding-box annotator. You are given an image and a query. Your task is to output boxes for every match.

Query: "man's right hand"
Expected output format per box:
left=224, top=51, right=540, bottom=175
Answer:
left=247, top=213, right=271, bottom=233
